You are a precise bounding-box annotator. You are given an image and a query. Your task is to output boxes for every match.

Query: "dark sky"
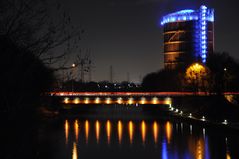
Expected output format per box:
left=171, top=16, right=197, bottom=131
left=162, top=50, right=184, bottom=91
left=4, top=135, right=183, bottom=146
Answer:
left=59, top=0, right=239, bottom=83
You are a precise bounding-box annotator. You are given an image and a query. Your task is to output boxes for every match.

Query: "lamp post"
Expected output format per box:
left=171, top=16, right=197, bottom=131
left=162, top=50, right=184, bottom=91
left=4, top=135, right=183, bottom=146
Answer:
left=71, top=63, right=76, bottom=92
left=224, top=67, right=227, bottom=92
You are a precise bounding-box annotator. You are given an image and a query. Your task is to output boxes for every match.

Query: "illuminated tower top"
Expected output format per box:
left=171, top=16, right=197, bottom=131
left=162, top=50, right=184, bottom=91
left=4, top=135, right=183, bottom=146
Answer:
left=161, top=6, right=214, bottom=26
left=161, top=5, right=214, bottom=68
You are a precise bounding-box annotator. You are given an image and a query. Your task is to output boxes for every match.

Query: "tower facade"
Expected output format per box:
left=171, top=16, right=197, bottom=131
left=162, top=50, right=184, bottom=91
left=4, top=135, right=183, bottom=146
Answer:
left=161, top=5, right=214, bottom=69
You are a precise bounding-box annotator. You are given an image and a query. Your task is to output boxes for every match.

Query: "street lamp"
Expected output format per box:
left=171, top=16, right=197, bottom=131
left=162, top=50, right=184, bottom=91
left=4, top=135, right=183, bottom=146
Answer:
left=71, top=63, right=76, bottom=92
left=185, top=63, right=208, bottom=93
left=223, top=67, right=228, bottom=92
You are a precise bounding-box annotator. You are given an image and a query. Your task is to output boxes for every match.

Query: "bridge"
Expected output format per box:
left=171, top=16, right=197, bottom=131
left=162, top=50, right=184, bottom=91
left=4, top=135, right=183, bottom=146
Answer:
left=49, top=91, right=239, bottom=105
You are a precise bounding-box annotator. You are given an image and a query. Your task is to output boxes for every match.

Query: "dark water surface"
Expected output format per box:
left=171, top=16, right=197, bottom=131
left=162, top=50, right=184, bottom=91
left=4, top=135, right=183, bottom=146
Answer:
left=37, top=108, right=239, bottom=159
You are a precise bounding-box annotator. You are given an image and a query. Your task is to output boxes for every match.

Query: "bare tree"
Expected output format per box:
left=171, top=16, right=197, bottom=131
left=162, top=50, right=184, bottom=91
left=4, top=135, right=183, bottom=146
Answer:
left=0, top=0, right=83, bottom=68
left=76, top=49, right=94, bottom=82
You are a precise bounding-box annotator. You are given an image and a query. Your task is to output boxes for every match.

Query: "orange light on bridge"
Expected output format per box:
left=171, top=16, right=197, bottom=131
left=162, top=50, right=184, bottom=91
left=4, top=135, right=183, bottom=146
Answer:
left=118, top=120, right=123, bottom=144
left=117, top=97, right=123, bottom=104
left=141, top=120, right=146, bottom=145
left=74, top=98, right=80, bottom=104
left=65, top=120, right=69, bottom=144
left=84, top=97, right=90, bottom=104
left=128, top=121, right=134, bottom=144
left=95, top=120, right=100, bottom=144
left=153, top=121, right=158, bottom=144
left=95, top=97, right=100, bottom=104
left=64, top=97, right=70, bottom=104
left=85, top=120, right=89, bottom=144
left=140, top=97, right=146, bottom=104
left=152, top=97, right=159, bottom=104
left=128, top=97, right=134, bottom=105
left=165, top=97, right=172, bottom=105
left=106, top=120, right=111, bottom=144
left=105, top=97, right=111, bottom=104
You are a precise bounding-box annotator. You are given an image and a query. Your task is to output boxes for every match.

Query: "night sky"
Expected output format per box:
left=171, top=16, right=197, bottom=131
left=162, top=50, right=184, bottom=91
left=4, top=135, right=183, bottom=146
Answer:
left=59, top=0, right=239, bottom=83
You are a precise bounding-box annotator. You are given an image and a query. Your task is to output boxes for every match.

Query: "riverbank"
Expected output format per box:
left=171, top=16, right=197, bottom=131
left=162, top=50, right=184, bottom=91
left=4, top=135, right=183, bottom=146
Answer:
left=170, top=95, right=239, bottom=132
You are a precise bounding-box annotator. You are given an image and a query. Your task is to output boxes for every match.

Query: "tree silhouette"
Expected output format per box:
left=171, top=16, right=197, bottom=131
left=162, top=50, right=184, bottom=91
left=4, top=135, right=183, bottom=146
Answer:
left=0, top=0, right=83, bottom=67
left=0, top=36, right=54, bottom=111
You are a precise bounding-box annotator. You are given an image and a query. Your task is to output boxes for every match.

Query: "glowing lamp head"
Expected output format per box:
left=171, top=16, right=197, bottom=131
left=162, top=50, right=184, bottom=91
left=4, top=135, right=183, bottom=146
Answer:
left=106, top=97, right=111, bottom=104
left=74, top=98, right=80, bottom=104
left=117, top=97, right=123, bottom=104
left=95, top=97, right=100, bottom=104
left=152, top=97, right=159, bottom=104
left=64, top=97, right=70, bottom=104
left=84, top=97, right=89, bottom=104
left=140, top=97, right=146, bottom=104
left=128, top=97, right=134, bottom=105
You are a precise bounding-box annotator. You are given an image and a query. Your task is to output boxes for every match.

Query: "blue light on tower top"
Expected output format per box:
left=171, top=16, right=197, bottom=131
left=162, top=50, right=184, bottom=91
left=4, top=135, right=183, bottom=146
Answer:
left=161, top=5, right=214, bottom=25
left=161, top=5, right=214, bottom=64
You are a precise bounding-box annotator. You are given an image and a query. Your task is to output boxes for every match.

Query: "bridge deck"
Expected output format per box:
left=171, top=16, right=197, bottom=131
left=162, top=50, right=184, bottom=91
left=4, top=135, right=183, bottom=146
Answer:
left=49, top=91, right=239, bottom=97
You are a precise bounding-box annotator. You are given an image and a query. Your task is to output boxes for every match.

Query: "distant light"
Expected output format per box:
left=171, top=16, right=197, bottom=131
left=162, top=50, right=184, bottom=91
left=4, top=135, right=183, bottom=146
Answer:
left=128, top=97, right=134, bottom=105
left=106, top=97, right=111, bottom=104
left=84, top=97, right=89, bottom=104
left=175, top=109, right=179, bottom=113
left=95, top=97, right=100, bottom=104
left=74, top=98, right=80, bottom=104
left=201, top=116, right=206, bottom=121
left=152, top=97, right=159, bottom=104
left=64, top=97, right=69, bottom=104
left=140, top=97, right=146, bottom=104
left=165, top=97, right=172, bottom=105
left=201, top=5, right=207, bottom=10
left=72, top=63, right=76, bottom=67
left=180, top=111, right=183, bottom=115
left=224, top=68, right=227, bottom=71
left=117, top=97, right=123, bottom=104
left=189, top=113, right=192, bottom=118
left=169, top=104, right=172, bottom=108
left=222, top=119, right=228, bottom=125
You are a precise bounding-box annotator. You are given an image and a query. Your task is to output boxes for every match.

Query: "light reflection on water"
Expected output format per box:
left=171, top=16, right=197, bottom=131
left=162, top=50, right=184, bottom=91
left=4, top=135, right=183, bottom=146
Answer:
left=106, top=120, right=111, bottom=144
left=72, top=142, right=77, bottom=159
left=95, top=120, right=100, bottom=144
left=117, top=120, right=122, bottom=144
left=128, top=121, right=134, bottom=144
left=85, top=120, right=89, bottom=144
left=64, top=120, right=69, bottom=144
left=153, top=121, right=158, bottom=144
left=74, top=120, right=79, bottom=141
left=165, top=121, right=172, bottom=144
left=60, top=119, right=236, bottom=159
left=141, top=120, right=146, bottom=145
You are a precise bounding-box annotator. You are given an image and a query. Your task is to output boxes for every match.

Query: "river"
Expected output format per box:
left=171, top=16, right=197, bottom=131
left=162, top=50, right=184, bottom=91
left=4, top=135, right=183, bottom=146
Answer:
left=36, top=104, right=239, bottom=159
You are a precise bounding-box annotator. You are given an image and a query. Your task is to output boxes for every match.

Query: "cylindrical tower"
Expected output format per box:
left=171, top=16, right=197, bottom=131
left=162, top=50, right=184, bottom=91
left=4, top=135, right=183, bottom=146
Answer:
left=161, top=5, right=214, bottom=69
